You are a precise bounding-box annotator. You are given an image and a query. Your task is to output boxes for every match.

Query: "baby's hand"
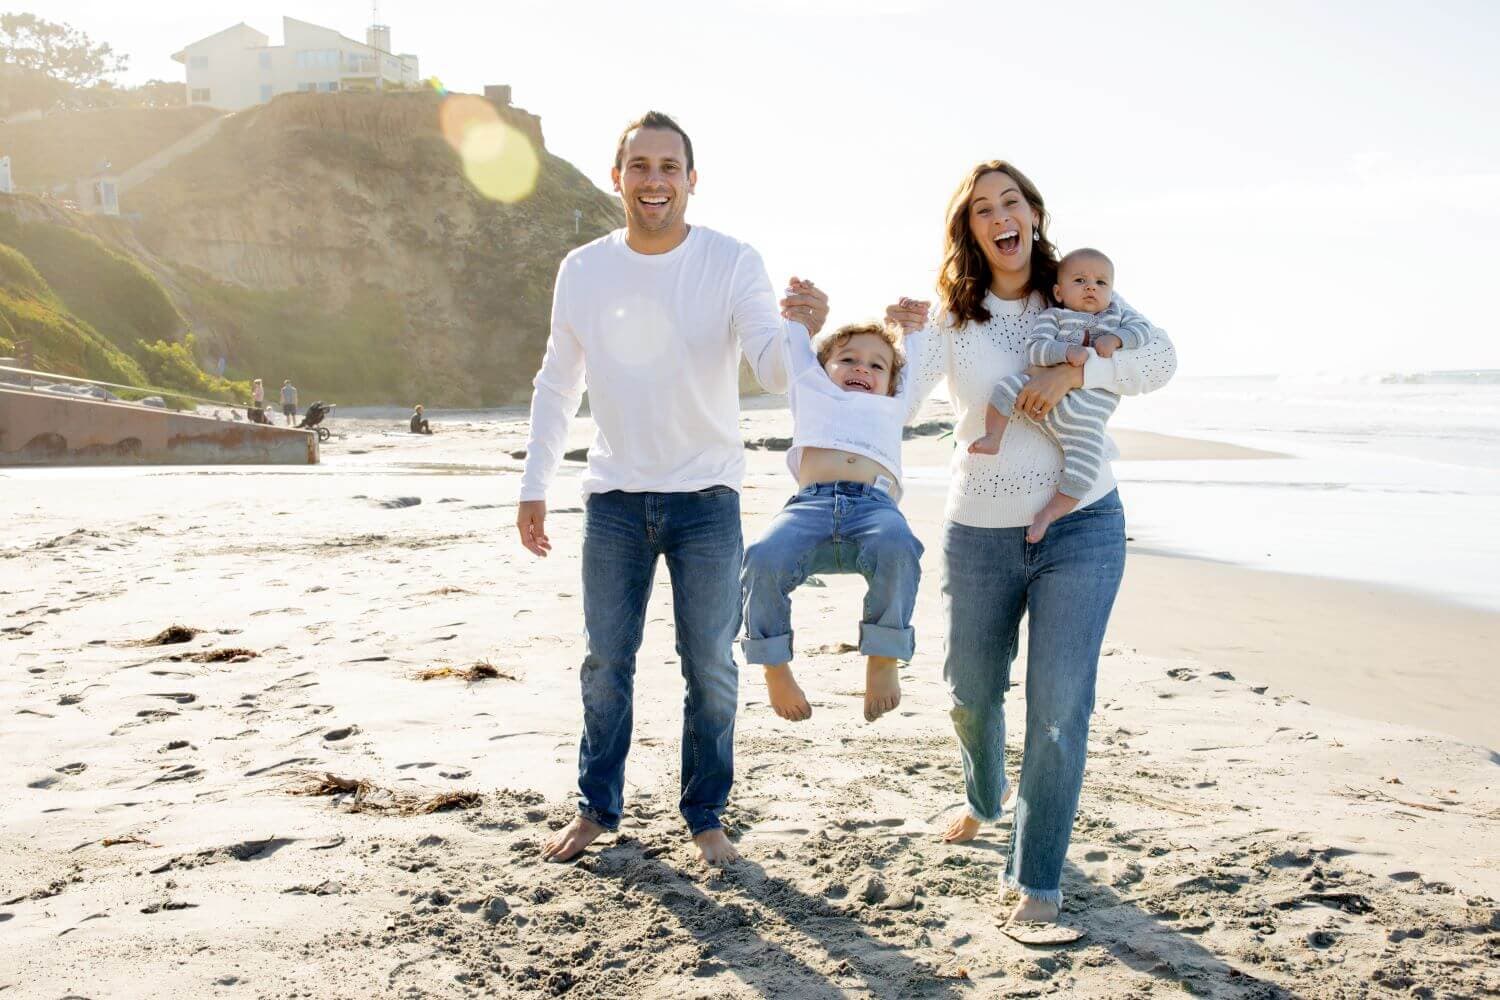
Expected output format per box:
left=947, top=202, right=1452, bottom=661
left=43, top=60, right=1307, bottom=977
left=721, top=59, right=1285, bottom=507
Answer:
left=1065, top=345, right=1091, bottom=367
left=1092, top=333, right=1123, bottom=358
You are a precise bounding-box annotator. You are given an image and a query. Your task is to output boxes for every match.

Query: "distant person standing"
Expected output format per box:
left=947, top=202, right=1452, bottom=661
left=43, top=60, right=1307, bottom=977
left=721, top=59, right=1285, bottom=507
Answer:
left=280, top=379, right=298, bottom=426
left=251, top=378, right=265, bottom=417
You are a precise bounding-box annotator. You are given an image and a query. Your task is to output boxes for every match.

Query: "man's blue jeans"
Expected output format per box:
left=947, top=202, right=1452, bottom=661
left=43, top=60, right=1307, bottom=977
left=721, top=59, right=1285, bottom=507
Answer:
left=741, top=482, right=923, bottom=664
left=578, top=487, right=743, bottom=836
left=942, top=490, right=1126, bottom=904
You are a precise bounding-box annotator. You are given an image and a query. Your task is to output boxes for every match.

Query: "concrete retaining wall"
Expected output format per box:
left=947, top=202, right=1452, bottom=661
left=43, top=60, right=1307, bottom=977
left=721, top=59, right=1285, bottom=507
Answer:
left=0, top=388, right=317, bottom=466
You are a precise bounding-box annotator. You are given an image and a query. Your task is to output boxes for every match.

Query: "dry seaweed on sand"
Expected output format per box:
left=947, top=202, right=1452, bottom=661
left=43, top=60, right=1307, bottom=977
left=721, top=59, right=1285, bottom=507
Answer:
left=130, top=625, right=202, bottom=646
left=289, top=772, right=481, bottom=816
left=415, top=660, right=513, bottom=682
left=182, top=647, right=259, bottom=663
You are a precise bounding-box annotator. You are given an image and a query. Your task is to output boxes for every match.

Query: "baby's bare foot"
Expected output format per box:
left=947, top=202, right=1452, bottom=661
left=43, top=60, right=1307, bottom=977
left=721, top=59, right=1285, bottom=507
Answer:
left=764, top=665, right=811, bottom=721
left=864, top=656, right=901, bottom=722
left=542, top=815, right=605, bottom=863
left=942, top=812, right=981, bottom=843
left=967, top=434, right=1002, bottom=455
left=1026, top=493, right=1080, bottom=543
left=693, top=827, right=740, bottom=865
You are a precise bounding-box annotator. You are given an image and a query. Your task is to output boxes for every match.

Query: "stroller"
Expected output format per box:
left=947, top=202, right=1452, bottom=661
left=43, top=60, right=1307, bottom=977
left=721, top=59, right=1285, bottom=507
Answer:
left=246, top=403, right=273, bottom=425
left=297, top=401, right=336, bottom=441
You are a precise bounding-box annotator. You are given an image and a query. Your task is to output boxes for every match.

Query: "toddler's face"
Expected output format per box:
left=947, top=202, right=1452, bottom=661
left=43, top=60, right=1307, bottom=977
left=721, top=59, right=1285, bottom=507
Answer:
left=1055, top=258, right=1114, bottom=313
left=822, top=333, right=895, bottom=396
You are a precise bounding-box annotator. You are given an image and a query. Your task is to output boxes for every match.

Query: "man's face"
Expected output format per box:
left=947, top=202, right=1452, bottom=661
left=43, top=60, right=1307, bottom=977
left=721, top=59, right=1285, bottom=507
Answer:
left=611, top=127, right=695, bottom=235
left=822, top=333, right=896, bottom=396
left=1054, top=258, right=1114, bottom=313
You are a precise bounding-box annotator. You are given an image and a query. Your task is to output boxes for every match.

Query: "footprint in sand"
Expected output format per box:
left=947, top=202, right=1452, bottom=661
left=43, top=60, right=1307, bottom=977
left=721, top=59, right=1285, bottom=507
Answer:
left=55, top=762, right=87, bottom=775
left=323, top=726, right=359, bottom=741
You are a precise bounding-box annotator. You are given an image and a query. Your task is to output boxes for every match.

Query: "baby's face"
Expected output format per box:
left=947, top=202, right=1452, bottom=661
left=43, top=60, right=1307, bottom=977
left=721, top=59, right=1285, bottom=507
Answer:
left=822, top=333, right=894, bottom=396
left=1055, top=258, right=1114, bottom=313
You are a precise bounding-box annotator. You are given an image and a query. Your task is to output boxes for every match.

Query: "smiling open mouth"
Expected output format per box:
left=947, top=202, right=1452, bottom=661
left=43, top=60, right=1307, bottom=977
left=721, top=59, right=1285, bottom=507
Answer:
left=993, top=229, right=1020, bottom=255
left=638, top=195, right=670, bottom=208
left=842, top=376, right=874, bottom=392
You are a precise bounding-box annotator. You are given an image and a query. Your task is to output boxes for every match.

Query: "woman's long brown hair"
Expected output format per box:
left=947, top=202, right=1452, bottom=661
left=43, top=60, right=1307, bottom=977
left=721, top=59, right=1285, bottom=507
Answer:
left=937, top=161, right=1060, bottom=326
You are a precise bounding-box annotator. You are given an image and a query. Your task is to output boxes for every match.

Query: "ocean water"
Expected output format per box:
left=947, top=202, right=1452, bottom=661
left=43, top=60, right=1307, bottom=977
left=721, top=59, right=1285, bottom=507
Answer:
left=1108, top=374, right=1500, bottom=611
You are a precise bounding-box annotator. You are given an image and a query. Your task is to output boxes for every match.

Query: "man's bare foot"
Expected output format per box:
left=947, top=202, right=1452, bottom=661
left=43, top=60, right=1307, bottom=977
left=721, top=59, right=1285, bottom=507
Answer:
left=693, top=827, right=740, bottom=865
left=967, top=434, right=1002, bottom=455
left=864, top=656, right=901, bottom=722
left=1009, top=895, right=1061, bottom=924
left=764, top=664, right=811, bottom=721
left=942, top=812, right=981, bottom=843
left=1025, top=493, right=1080, bottom=544
left=542, top=815, right=605, bottom=863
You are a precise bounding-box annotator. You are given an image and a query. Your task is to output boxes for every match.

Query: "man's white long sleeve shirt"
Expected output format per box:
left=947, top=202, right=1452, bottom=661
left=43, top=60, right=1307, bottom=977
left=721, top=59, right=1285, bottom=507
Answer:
left=519, top=226, right=789, bottom=501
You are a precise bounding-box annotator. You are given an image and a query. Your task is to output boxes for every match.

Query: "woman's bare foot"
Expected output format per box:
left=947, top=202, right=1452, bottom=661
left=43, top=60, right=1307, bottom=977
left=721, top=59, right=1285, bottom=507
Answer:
left=864, top=656, right=901, bottom=722
left=693, top=828, right=740, bottom=865
left=763, top=664, right=811, bottom=721
left=967, top=434, right=1002, bottom=455
left=1009, top=895, right=1061, bottom=924
left=942, top=812, right=981, bottom=843
left=542, top=815, right=605, bottom=863
left=1025, top=493, right=1080, bottom=543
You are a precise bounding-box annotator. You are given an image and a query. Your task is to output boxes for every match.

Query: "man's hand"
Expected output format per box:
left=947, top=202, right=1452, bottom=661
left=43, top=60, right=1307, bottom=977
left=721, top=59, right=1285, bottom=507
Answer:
left=1016, top=364, right=1084, bottom=420
left=516, top=499, right=551, bottom=557
left=1092, top=333, right=1122, bottom=358
left=780, top=277, right=830, bottom=335
left=1065, top=345, right=1091, bottom=367
left=884, top=297, right=930, bottom=335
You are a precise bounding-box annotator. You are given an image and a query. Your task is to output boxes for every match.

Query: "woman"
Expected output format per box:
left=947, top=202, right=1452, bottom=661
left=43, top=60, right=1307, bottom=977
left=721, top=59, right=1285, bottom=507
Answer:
left=889, top=161, right=1176, bottom=935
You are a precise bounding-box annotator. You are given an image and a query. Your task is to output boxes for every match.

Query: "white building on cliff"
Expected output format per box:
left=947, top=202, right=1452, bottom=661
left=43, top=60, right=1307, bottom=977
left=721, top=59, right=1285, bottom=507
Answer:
left=171, top=16, right=420, bottom=111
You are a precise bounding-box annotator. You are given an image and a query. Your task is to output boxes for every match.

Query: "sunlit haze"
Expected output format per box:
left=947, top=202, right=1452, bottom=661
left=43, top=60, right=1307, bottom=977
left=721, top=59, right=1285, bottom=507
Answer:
left=34, top=0, right=1500, bottom=376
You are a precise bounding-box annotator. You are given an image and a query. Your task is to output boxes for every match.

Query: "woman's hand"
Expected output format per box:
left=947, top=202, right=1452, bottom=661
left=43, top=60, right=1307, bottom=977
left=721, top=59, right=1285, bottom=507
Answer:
left=884, top=297, right=930, bottom=335
left=780, top=277, right=830, bottom=335
left=1015, top=364, right=1084, bottom=419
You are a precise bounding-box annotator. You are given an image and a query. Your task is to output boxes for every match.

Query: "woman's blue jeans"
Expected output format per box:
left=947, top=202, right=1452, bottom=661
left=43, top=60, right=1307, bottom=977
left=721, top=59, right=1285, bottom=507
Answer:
left=578, top=487, right=743, bottom=836
left=943, top=490, right=1126, bottom=903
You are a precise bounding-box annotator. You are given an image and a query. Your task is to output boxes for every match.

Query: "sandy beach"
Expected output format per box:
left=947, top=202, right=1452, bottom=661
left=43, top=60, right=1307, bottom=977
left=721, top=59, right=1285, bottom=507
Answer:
left=3, top=405, right=1496, bottom=999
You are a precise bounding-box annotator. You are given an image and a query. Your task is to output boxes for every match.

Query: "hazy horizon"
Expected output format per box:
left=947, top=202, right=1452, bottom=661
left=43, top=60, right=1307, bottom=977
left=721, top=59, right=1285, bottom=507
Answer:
left=25, top=0, right=1500, bottom=378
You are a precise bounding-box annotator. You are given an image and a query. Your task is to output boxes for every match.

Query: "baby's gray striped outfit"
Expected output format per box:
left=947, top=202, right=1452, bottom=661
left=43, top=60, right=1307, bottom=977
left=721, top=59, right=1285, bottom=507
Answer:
left=991, top=299, right=1153, bottom=498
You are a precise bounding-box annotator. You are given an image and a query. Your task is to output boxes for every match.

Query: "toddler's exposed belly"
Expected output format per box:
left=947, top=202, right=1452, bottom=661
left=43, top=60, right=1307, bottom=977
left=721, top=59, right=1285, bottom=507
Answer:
left=795, top=446, right=901, bottom=501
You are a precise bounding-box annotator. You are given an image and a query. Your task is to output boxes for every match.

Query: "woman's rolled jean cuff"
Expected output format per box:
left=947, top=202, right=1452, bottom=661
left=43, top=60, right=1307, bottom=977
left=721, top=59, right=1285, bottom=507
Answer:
left=859, top=622, right=915, bottom=661
left=1004, top=874, right=1064, bottom=906
left=967, top=779, right=1007, bottom=823
left=741, top=632, right=794, bottom=666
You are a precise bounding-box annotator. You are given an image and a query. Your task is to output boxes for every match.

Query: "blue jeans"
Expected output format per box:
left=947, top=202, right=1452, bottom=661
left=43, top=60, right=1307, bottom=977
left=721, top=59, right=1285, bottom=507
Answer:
left=741, top=482, right=923, bottom=664
left=578, top=488, right=743, bottom=836
left=943, top=489, right=1126, bottom=903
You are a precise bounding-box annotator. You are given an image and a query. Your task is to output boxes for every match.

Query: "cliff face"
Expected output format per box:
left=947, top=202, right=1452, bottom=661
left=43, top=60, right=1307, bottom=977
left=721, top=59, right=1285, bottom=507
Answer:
left=4, top=91, right=624, bottom=406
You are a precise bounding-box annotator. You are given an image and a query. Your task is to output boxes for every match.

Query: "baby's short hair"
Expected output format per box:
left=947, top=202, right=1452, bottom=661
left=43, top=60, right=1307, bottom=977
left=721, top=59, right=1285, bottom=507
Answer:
left=1059, top=247, right=1114, bottom=273
left=814, top=321, right=906, bottom=397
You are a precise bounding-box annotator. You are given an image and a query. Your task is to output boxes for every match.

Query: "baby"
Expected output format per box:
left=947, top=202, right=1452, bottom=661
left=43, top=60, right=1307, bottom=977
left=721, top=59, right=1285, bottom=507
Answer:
left=969, top=248, right=1153, bottom=542
left=740, top=301, right=922, bottom=725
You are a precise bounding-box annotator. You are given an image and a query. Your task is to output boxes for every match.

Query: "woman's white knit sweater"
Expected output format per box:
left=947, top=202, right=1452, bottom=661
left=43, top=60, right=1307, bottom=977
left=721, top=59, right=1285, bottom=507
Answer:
left=904, top=291, right=1177, bottom=529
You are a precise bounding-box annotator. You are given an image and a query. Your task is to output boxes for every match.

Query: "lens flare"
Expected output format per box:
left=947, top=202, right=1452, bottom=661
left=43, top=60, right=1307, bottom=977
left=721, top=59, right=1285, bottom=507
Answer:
left=426, top=76, right=447, bottom=97
left=439, top=94, right=539, bottom=204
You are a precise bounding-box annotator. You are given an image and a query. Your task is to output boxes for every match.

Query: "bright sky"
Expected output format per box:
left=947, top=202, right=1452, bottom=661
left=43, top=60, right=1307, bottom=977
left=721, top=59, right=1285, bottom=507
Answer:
left=34, top=0, right=1500, bottom=376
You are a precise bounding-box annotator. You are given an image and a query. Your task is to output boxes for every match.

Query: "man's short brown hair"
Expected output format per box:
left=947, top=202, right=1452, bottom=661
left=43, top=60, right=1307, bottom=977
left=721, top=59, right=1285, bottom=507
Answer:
left=815, top=322, right=906, bottom=397
left=614, top=110, right=694, bottom=172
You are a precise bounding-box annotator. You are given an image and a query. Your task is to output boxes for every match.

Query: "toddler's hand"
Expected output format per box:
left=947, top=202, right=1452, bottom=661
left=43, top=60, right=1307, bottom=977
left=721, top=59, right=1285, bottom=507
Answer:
left=1065, top=345, right=1091, bottom=367
left=884, top=297, right=930, bottom=334
left=1092, top=334, right=1122, bottom=358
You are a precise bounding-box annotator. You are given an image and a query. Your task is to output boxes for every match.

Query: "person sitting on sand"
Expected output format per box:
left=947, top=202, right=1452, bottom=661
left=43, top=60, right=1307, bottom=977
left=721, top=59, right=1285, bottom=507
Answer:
left=410, top=404, right=432, bottom=434
left=967, top=248, right=1154, bottom=542
left=740, top=307, right=922, bottom=725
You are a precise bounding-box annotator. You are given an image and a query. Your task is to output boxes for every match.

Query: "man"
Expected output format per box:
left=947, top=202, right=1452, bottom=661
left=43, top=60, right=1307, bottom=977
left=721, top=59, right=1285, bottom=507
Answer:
left=280, top=379, right=298, bottom=426
left=517, top=111, right=828, bottom=865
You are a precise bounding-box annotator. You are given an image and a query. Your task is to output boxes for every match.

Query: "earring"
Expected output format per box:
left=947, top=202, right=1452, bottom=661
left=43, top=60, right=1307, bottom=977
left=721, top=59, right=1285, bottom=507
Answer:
left=1033, top=228, right=1040, bottom=241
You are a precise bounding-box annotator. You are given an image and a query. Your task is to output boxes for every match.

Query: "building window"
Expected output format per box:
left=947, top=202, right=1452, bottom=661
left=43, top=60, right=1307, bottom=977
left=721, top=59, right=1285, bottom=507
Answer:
left=260, top=84, right=273, bottom=102
left=190, top=88, right=211, bottom=103
left=259, top=51, right=272, bottom=70
left=189, top=55, right=209, bottom=69
left=322, top=82, right=338, bottom=92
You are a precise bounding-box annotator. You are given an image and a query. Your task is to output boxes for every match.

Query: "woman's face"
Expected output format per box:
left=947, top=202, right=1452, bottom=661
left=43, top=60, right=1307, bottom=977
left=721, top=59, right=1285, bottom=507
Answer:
left=967, top=171, right=1040, bottom=283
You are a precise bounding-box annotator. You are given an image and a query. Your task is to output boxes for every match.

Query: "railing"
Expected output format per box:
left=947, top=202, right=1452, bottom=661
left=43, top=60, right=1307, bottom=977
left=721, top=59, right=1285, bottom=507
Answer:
left=0, top=364, right=248, bottom=413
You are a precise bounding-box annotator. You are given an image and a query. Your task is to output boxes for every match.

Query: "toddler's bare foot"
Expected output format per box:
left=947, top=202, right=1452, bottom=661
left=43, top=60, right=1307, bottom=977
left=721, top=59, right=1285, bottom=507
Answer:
left=967, top=434, right=1002, bottom=455
left=693, top=828, right=740, bottom=865
left=942, top=812, right=981, bottom=843
left=1026, top=493, right=1081, bottom=544
left=542, top=815, right=605, bottom=863
left=1009, top=895, right=1061, bottom=924
left=764, top=664, right=811, bottom=721
left=864, top=656, right=901, bottom=722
